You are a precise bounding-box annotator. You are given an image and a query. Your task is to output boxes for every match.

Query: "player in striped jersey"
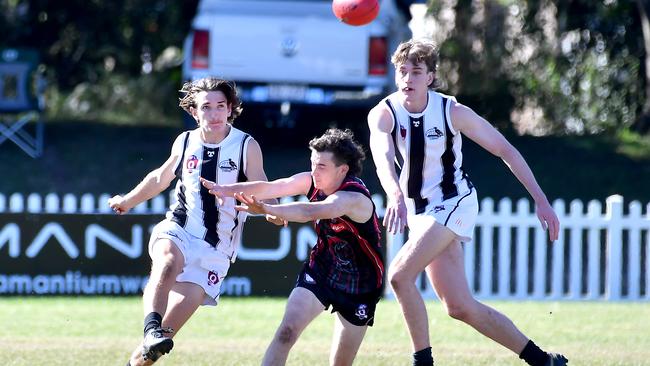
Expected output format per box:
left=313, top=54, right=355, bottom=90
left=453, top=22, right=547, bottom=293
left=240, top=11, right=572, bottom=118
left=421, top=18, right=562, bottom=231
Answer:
left=201, top=128, right=383, bottom=366
left=367, top=39, right=567, bottom=366
left=108, top=77, right=280, bottom=366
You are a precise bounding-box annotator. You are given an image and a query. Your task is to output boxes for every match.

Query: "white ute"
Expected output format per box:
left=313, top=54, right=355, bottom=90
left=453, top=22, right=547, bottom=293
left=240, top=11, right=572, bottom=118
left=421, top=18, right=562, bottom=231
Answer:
left=182, top=0, right=412, bottom=109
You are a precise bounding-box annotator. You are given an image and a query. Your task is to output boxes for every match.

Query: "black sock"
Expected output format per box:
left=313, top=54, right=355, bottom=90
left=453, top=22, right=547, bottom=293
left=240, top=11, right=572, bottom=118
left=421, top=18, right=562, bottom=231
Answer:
left=143, top=312, right=162, bottom=335
left=125, top=362, right=131, bottom=366
left=519, top=340, right=549, bottom=366
left=413, top=346, right=434, bottom=366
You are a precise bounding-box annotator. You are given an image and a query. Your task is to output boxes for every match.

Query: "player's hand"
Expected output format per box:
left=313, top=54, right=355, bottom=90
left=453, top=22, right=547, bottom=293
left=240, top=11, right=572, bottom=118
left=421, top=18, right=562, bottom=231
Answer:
left=108, top=195, right=131, bottom=215
left=233, top=192, right=268, bottom=215
left=200, top=177, right=227, bottom=205
left=536, top=200, right=559, bottom=241
left=384, top=193, right=408, bottom=234
left=265, top=214, right=288, bottom=227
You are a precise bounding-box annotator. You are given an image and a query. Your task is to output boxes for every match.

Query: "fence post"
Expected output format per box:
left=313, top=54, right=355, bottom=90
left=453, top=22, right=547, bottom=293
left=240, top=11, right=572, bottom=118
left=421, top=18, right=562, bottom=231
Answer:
left=606, top=195, right=623, bottom=300
left=586, top=200, right=602, bottom=300
left=62, top=193, right=77, bottom=213
left=628, top=201, right=642, bottom=300
left=479, top=198, right=494, bottom=298
left=45, top=193, right=60, bottom=213
left=646, top=202, right=650, bottom=300
left=27, top=193, right=42, bottom=213
left=497, top=198, right=512, bottom=299
left=9, top=193, right=24, bottom=213
left=568, top=200, right=583, bottom=300
left=515, top=199, right=530, bottom=299
left=551, top=199, right=566, bottom=300
left=532, top=215, right=547, bottom=300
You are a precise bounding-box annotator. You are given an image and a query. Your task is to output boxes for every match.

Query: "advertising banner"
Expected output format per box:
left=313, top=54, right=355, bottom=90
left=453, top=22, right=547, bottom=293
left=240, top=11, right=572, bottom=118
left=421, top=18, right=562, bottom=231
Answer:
left=0, top=214, right=332, bottom=297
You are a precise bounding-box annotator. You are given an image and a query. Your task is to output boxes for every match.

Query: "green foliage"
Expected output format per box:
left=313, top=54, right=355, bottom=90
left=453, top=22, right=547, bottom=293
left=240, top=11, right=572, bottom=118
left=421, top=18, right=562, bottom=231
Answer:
left=46, top=73, right=183, bottom=126
left=0, top=0, right=197, bottom=126
left=428, top=0, right=646, bottom=135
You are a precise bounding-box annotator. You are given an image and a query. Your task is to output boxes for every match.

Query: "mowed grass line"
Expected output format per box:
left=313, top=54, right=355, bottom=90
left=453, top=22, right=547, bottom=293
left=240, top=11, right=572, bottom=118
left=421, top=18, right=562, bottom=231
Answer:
left=1, top=297, right=649, bottom=365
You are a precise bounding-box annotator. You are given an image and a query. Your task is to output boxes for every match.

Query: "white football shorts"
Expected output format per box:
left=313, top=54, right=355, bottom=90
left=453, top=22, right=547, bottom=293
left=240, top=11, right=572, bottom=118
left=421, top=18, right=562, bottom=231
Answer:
left=149, top=219, right=231, bottom=306
left=408, top=188, right=478, bottom=242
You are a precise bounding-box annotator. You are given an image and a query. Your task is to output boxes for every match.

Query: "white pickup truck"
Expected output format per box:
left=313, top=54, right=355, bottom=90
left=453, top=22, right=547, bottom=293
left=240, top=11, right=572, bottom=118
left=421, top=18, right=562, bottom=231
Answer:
left=182, top=0, right=412, bottom=110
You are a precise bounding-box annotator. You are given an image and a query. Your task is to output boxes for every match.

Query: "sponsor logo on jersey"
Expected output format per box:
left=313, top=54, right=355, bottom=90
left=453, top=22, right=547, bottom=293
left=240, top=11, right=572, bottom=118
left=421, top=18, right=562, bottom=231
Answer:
left=163, top=230, right=182, bottom=240
left=219, top=158, right=238, bottom=172
left=434, top=205, right=445, bottom=213
left=207, top=270, right=219, bottom=286
left=331, top=223, right=346, bottom=232
left=426, top=127, right=443, bottom=140
left=186, top=155, right=199, bottom=173
left=400, top=124, right=407, bottom=139
left=355, top=304, right=368, bottom=320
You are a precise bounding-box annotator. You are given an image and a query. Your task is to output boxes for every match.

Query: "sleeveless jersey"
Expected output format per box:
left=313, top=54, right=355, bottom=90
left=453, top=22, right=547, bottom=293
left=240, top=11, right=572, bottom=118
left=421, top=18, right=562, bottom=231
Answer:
left=307, top=175, right=384, bottom=294
left=167, top=127, right=251, bottom=262
left=383, top=90, right=473, bottom=215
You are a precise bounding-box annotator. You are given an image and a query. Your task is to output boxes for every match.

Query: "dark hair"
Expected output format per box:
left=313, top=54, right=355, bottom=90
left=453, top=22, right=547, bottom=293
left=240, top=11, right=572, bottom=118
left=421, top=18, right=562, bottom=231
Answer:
left=309, top=128, right=365, bottom=176
left=391, top=38, right=439, bottom=89
left=178, top=77, right=243, bottom=123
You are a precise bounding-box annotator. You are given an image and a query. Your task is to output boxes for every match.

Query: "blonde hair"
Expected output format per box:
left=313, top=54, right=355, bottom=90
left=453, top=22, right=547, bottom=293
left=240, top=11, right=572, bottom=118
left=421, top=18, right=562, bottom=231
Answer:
left=391, top=39, right=439, bottom=89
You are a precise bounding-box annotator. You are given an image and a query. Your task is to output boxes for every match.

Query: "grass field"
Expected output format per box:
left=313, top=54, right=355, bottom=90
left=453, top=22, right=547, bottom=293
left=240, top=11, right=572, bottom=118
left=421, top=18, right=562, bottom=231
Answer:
left=1, top=297, right=649, bottom=365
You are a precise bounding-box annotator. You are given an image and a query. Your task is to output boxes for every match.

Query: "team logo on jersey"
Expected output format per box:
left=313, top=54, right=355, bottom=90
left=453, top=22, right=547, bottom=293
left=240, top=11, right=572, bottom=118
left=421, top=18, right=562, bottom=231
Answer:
left=400, top=124, right=407, bottom=140
left=207, top=150, right=215, bottom=158
left=426, top=127, right=443, bottom=140
left=412, top=119, right=421, bottom=128
left=219, top=158, right=238, bottom=172
left=355, top=304, right=368, bottom=320
left=207, top=270, right=219, bottom=286
left=434, top=205, right=445, bottom=213
left=186, top=155, right=199, bottom=173
left=304, top=272, right=316, bottom=284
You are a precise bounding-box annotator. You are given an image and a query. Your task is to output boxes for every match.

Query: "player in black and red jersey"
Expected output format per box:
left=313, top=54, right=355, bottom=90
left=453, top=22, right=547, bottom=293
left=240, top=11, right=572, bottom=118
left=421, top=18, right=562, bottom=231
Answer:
left=200, top=128, right=383, bottom=366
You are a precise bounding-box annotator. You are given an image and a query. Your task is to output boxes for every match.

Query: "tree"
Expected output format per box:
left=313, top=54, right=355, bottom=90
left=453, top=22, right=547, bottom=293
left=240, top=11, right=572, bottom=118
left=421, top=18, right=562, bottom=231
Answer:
left=427, top=0, right=646, bottom=135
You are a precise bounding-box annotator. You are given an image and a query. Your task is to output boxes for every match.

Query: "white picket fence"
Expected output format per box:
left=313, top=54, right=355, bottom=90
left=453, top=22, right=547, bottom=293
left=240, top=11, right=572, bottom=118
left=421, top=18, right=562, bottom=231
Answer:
left=1, top=192, right=649, bottom=301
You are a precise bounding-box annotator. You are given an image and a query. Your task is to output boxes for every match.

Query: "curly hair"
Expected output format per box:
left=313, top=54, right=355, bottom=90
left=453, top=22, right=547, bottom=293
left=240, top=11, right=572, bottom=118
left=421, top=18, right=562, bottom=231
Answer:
left=308, top=128, right=366, bottom=176
left=178, top=77, right=243, bottom=123
left=391, top=38, right=439, bottom=89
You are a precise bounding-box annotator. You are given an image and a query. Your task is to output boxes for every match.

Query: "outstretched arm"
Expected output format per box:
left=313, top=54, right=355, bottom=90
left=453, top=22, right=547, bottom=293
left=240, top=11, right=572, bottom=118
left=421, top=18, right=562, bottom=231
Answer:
left=451, top=102, right=559, bottom=241
left=367, top=104, right=408, bottom=234
left=233, top=190, right=373, bottom=224
left=200, top=172, right=312, bottom=201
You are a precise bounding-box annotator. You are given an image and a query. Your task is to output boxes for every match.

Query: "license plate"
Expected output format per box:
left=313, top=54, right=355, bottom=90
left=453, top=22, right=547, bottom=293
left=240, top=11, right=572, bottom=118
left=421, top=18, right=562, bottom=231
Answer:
left=268, top=84, right=307, bottom=102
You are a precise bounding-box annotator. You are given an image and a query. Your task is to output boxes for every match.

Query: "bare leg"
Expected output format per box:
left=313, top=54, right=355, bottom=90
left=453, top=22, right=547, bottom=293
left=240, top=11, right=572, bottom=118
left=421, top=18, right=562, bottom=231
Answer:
left=426, top=241, right=528, bottom=354
left=388, top=218, right=457, bottom=352
left=329, top=314, right=368, bottom=366
left=262, top=287, right=325, bottom=366
left=143, top=239, right=185, bottom=316
left=128, top=282, right=206, bottom=366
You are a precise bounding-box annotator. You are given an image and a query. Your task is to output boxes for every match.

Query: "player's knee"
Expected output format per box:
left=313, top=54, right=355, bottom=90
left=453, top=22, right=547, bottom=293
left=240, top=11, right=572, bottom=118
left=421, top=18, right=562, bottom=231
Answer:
left=388, top=267, right=410, bottom=292
left=152, top=252, right=181, bottom=279
left=275, top=324, right=298, bottom=345
left=444, top=301, right=471, bottom=322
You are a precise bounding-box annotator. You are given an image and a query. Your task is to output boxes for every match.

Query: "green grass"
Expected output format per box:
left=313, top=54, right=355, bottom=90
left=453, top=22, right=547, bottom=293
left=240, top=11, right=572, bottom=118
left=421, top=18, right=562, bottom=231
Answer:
left=1, top=297, right=649, bottom=365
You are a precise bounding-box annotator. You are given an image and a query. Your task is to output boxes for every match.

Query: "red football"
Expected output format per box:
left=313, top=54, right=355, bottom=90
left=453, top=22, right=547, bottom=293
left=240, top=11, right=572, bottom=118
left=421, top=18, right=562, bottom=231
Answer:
left=332, top=0, right=380, bottom=26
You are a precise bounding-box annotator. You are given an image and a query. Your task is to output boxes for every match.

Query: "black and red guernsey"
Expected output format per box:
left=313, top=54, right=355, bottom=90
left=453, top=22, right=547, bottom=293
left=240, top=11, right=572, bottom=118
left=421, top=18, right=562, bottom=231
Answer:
left=307, top=175, right=384, bottom=295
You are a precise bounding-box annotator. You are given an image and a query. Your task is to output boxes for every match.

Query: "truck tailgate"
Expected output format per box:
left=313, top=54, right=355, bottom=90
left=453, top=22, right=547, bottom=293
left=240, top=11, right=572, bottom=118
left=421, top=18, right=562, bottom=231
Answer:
left=201, top=15, right=370, bottom=86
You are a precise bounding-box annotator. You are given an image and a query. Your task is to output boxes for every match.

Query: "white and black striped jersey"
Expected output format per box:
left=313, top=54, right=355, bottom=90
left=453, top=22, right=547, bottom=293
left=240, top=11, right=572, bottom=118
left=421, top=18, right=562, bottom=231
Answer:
left=167, top=127, right=251, bottom=262
left=383, top=90, right=473, bottom=215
